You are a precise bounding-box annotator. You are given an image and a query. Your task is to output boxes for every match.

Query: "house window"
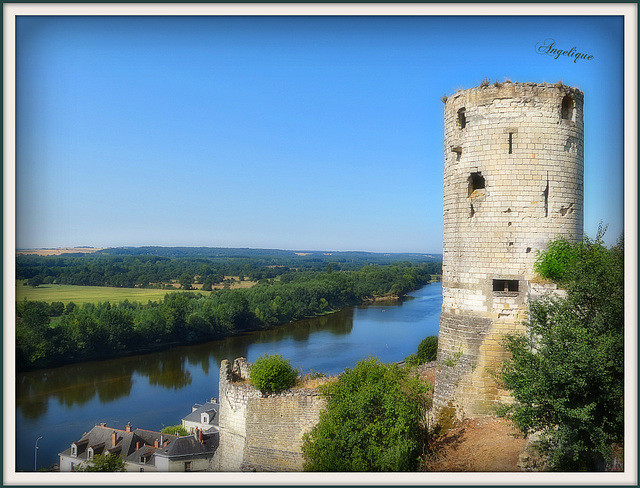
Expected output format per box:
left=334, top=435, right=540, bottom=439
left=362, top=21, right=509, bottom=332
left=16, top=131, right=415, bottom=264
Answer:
left=493, top=279, right=519, bottom=292
left=185, top=461, right=192, bottom=472
left=457, top=108, right=466, bottom=129
left=87, top=448, right=94, bottom=459
left=71, top=445, right=77, bottom=456
left=140, top=468, right=145, bottom=472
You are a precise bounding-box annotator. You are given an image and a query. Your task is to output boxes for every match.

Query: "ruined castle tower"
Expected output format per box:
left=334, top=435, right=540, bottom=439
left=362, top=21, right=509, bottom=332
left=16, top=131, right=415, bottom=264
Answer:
left=433, top=82, right=584, bottom=416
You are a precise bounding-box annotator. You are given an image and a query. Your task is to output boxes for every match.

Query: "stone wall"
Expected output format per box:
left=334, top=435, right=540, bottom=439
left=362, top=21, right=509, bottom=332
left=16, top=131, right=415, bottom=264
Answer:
left=434, top=82, right=584, bottom=417
left=216, top=358, right=325, bottom=472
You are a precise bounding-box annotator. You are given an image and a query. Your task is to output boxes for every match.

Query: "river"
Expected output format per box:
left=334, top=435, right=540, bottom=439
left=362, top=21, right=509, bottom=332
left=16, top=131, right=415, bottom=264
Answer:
left=15, top=282, right=442, bottom=471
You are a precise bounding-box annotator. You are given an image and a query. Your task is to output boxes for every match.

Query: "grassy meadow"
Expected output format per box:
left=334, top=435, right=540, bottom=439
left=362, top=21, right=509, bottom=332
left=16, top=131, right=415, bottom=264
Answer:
left=16, top=278, right=256, bottom=305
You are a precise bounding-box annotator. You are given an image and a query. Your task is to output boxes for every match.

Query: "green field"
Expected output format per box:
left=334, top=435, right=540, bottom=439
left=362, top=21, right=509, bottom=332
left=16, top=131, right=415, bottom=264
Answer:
left=15, top=281, right=203, bottom=305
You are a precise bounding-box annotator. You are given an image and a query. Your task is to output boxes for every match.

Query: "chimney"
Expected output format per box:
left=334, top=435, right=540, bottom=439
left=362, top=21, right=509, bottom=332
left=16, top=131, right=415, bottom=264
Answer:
left=211, top=397, right=217, bottom=404
left=154, top=439, right=159, bottom=448
left=198, top=429, right=203, bottom=443
left=111, top=432, right=117, bottom=447
left=125, top=422, right=132, bottom=433
left=100, top=423, right=106, bottom=427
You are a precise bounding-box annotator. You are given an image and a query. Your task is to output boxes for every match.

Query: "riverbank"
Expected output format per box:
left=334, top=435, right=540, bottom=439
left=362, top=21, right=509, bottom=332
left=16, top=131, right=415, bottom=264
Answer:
left=17, top=280, right=436, bottom=373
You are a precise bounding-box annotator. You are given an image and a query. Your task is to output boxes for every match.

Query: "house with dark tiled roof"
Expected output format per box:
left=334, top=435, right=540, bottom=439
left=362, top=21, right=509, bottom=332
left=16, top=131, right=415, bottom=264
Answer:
left=182, top=399, right=219, bottom=434
left=59, top=422, right=217, bottom=472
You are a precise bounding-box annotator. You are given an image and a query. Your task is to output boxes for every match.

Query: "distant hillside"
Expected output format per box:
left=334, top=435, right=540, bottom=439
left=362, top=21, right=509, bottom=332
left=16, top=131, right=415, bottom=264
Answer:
left=96, top=246, right=442, bottom=263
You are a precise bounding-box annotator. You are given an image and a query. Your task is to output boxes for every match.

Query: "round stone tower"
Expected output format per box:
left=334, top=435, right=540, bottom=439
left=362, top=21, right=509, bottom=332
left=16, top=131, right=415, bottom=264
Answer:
left=433, top=81, right=584, bottom=417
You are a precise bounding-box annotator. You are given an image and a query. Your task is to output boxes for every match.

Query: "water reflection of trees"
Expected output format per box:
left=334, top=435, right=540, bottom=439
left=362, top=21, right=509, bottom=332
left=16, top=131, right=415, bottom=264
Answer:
left=136, top=354, right=192, bottom=390
left=16, top=304, right=357, bottom=420
left=235, top=308, right=356, bottom=345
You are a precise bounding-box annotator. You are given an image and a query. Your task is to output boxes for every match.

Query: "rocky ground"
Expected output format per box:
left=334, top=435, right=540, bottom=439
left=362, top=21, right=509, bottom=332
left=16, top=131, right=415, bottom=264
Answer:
left=413, top=362, right=529, bottom=472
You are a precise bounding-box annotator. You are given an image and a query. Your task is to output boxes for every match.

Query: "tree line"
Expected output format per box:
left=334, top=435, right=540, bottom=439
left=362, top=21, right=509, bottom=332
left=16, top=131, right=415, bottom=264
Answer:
left=16, top=262, right=439, bottom=372
left=17, top=247, right=441, bottom=289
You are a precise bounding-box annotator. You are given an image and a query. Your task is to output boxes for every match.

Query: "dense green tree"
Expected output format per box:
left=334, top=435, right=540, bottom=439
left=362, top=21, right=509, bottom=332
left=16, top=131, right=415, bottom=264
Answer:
left=498, top=229, right=624, bottom=470
left=16, top=301, right=51, bottom=368
left=302, top=358, right=428, bottom=471
left=75, top=453, right=125, bottom=472
left=179, top=272, right=193, bottom=290
left=28, top=275, right=43, bottom=288
left=417, top=335, right=438, bottom=363
left=49, top=301, right=65, bottom=316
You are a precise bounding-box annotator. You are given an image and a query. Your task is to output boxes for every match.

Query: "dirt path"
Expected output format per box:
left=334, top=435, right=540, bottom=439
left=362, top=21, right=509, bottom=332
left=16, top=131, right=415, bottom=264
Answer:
left=423, top=416, right=527, bottom=472
left=412, top=363, right=528, bottom=472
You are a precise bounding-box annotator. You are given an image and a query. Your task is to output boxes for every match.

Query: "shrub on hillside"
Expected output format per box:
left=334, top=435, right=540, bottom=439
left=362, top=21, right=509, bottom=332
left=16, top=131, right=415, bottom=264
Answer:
left=417, top=335, right=438, bottom=363
left=404, top=335, right=438, bottom=366
left=302, top=357, right=429, bottom=471
left=499, top=228, right=624, bottom=470
left=250, top=353, right=299, bottom=393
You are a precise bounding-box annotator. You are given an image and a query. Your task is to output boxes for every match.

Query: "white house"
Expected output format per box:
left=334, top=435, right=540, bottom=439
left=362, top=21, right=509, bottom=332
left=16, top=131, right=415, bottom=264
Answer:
left=182, top=399, right=219, bottom=434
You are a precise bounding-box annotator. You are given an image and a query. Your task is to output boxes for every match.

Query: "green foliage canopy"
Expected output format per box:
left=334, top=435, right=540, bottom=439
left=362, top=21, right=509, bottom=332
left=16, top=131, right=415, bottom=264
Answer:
left=417, top=335, right=438, bottom=363
left=75, top=453, right=125, bottom=472
left=250, top=354, right=299, bottom=392
left=302, top=358, right=428, bottom=471
left=161, top=425, right=190, bottom=436
left=499, top=230, right=624, bottom=470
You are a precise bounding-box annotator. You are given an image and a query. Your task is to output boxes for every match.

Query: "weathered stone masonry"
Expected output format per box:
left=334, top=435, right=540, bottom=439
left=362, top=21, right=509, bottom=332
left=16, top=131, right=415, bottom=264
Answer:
left=216, top=358, right=325, bottom=471
left=433, top=82, right=584, bottom=417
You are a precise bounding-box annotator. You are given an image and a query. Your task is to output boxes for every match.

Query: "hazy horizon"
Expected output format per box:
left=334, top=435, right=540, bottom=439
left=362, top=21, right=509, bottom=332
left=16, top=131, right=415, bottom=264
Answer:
left=16, top=244, right=443, bottom=255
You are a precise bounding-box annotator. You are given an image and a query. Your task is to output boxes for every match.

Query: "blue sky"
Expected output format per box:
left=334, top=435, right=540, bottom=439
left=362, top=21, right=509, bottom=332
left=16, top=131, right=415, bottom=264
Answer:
left=15, top=14, right=626, bottom=252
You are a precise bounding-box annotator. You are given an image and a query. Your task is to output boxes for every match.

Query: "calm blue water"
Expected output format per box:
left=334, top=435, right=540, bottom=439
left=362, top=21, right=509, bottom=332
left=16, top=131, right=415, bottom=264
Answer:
left=15, top=282, right=442, bottom=471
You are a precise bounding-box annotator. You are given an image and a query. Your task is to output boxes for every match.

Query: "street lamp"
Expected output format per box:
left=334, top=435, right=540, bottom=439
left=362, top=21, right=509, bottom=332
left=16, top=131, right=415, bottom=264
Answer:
left=34, top=436, right=43, bottom=472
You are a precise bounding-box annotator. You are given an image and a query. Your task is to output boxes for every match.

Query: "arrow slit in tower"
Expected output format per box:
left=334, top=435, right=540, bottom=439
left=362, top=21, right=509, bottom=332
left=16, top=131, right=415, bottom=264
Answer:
left=543, top=173, right=549, bottom=217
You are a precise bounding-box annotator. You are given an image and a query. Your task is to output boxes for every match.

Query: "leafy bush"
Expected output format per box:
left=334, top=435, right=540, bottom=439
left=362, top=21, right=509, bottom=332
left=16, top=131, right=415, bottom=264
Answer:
left=499, top=230, right=624, bottom=470
left=76, top=453, right=125, bottom=472
left=404, top=353, right=420, bottom=367
left=302, top=357, right=428, bottom=471
left=250, top=353, right=299, bottom=392
left=161, top=424, right=190, bottom=436
left=417, top=335, right=438, bottom=363
left=533, top=237, right=579, bottom=283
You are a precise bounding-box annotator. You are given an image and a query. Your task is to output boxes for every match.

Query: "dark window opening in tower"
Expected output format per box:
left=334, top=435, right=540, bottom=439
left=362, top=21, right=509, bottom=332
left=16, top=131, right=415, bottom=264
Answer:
left=468, top=172, right=485, bottom=196
left=561, top=95, right=574, bottom=120
left=508, top=132, right=513, bottom=154
left=452, top=146, right=462, bottom=162
left=457, top=108, right=466, bottom=129
left=493, top=279, right=519, bottom=292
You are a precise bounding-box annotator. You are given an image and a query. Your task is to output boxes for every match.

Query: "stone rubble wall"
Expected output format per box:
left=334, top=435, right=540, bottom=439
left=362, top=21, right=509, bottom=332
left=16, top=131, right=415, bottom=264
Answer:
left=434, top=82, right=584, bottom=416
left=216, top=358, right=325, bottom=472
